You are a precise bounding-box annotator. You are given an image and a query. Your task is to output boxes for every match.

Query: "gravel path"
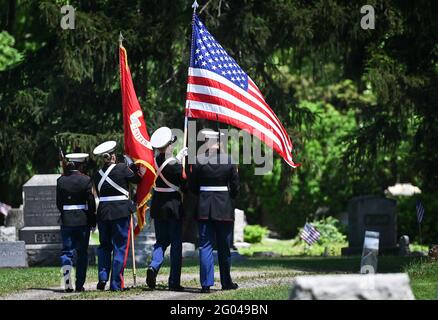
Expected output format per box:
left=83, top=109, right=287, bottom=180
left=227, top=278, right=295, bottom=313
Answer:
left=2, top=270, right=301, bottom=300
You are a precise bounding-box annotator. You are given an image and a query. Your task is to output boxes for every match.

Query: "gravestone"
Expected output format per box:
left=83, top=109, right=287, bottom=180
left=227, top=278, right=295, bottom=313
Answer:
left=399, top=235, right=410, bottom=256
left=234, top=209, right=246, bottom=243
left=182, top=242, right=196, bottom=258
left=0, top=226, right=16, bottom=242
left=5, top=206, right=24, bottom=239
left=360, top=231, right=379, bottom=274
left=20, top=174, right=62, bottom=266
left=429, top=245, right=438, bottom=261
left=126, top=220, right=156, bottom=268
left=0, top=241, right=28, bottom=268
left=290, top=273, right=415, bottom=300
left=342, top=195, right=398, bottom=255
left=233, top=208, right=250, bottom=249
left=22, top=175, right=61, bottom=226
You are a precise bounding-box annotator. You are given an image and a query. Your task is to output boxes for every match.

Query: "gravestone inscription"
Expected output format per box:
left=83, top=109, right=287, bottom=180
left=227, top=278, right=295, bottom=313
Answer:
left=0, top=241, right=28, bottom=268
left=20, top=174, right=63, bottom=266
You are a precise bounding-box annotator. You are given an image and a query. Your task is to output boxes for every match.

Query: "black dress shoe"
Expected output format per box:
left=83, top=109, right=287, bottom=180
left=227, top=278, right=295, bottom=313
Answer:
left=200, top=286, right=210, bottom=293
left=96, top=281, right=106, bottom=291
left=222, top=282, right=238, bottom=290
left=65, top=288, right=74, bottom=293
left=169, top=285, right=185, bottom=292
left=146, top=267, right=157, bottom=289
left=75, top=287, right=85, bottom=292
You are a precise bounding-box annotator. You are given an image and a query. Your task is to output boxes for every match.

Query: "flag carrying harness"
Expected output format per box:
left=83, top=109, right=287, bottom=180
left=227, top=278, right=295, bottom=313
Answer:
left=153, top=157, right=180, bottom=193
left=98, top=164, right=130, bottom=201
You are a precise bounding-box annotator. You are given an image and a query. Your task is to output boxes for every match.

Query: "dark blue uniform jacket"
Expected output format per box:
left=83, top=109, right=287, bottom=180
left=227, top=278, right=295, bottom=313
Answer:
left=189, top=153, right=239, bottom=221
left=56, top=170, right=96, bottom=227
left=93, top=163, right=141, bottom=222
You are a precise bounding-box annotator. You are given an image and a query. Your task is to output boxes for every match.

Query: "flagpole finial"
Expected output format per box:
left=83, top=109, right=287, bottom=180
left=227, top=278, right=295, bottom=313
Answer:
left=192, top=0, right=199, bottom=12
left=119, top=32, right=124, bottom=47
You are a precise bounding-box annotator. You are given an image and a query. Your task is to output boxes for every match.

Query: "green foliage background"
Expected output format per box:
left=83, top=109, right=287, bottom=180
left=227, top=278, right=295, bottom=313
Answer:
left=1, top=0, right=437, bottom=242
left=244, top=224, right=268, bottom=244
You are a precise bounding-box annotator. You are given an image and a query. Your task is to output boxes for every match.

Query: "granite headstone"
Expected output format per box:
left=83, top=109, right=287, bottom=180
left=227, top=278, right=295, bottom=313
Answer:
left=126, top=220, right=156, bottom=268
left=20, top=174, right=63, bottom=266
left=234, top=209, right=247, bottom=243
left=0, top=241, right=28, bottom=268
left=290, top=273, right=415, bottom=300
left=399, top=235, right=410, bottom=256
left=0, top=226, right=16, bottom=242
left=342, top=195, right=398, bottom=255
left=5, top=206, right=24, bottom=239
left=22, top=174, right=61, bottom=226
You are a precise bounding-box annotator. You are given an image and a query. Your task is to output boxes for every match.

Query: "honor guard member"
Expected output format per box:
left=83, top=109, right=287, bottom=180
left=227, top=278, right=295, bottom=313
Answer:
left=146, top=127, right=188, bottom=291
left=92, top=141, right=141, bottom=291
left=56, top=153, right=96, bottom=292
left=189, top=129, right=240, bottom=293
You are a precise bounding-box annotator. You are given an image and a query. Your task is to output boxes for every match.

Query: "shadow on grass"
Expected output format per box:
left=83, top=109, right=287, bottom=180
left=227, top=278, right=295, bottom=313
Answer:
left=230, top=256, right=423, bottom=273
left=142, top=284, right=218, bottom=294
left=28, top=288, right=65, bottom=293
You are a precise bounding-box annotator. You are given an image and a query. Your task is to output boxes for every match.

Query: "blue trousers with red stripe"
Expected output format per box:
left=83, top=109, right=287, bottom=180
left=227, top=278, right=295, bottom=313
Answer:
left=97, top=217, right=131, bottom=291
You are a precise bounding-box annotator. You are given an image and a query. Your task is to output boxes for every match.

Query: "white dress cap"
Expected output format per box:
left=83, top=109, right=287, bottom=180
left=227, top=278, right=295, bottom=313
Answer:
left=65, top=153, right=89, bottom=163
left=150, top=127, right=173, bottom=149
left=93, top=141, right=117, bottom=155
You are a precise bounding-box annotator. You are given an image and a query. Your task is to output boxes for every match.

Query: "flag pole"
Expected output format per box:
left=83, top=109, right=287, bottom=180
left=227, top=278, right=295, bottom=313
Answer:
left=119, top=32, right=137, bottom=287
left=417, top=199, right=423, bottom=245
left=182, top=0, right=199, bottom=178
left=119, top=31, right=124, bottom=47
left=130, top=214, right=137, bottom=287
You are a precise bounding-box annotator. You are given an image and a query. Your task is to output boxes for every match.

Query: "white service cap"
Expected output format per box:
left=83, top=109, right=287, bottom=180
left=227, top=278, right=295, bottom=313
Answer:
left=93, top=141, right=117, bottom=155
left=150, top=127, right=175, bottom=149
left=65, top=153, right=89, bottom=163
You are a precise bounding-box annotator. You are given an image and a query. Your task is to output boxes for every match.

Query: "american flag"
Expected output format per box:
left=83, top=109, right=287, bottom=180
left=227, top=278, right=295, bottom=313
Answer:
left=416, top=200, right=425, bottom=224
left=185, top=14, right=298, bottom=168
left=300, top=223, right=321, bottom=245
left=0, top=202, right=11, bottom=217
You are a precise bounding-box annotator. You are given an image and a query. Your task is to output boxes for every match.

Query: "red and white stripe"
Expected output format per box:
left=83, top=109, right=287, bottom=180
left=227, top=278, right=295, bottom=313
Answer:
left=185, top=67, right=298, bottom=168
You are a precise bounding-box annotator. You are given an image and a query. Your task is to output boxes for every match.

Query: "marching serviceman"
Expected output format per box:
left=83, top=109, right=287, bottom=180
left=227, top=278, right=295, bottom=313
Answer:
left=189, top=129, right=240, bottom=293
left=146, top=127, right=188, bottom=291
left=92, top=141, right=141, bottom=291
left=56, top=153, right=96, bottom=292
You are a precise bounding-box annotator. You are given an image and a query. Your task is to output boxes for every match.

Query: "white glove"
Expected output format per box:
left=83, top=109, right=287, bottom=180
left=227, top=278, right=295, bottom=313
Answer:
left=123, top=155, right=134, bottom=166
left=175, top=147, right=188, bottom=163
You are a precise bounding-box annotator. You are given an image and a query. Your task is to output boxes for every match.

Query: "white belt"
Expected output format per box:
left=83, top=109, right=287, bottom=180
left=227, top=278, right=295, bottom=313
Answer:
left=63, top=204, right=88, bottom=210
left=154, top=187, right=178, bottom=193
left=200, top=186, right=228, bottom=192
left=99, top=195, right=129, bottom=202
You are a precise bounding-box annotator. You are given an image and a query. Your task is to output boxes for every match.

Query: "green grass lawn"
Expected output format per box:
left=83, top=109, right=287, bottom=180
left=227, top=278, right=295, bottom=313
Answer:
left=403, top=259, right=438, bottom=300
left=237, top=239, right=429, bottom=257
left=0, top=256, right=436, bottom=299
left=238, top=239, right=347, bottom=256
left=207, top=283, right=292, bottom=300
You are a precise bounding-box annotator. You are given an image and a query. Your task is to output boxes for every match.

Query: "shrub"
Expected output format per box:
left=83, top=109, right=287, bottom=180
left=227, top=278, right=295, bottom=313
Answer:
left=244, top=225, right=268, bottom=243
left=295, top=216, right=347, bottom=245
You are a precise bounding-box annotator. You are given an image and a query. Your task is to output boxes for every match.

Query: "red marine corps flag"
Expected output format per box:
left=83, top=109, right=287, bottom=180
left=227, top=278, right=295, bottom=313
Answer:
left=119, top=40, right=156, bottom=236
